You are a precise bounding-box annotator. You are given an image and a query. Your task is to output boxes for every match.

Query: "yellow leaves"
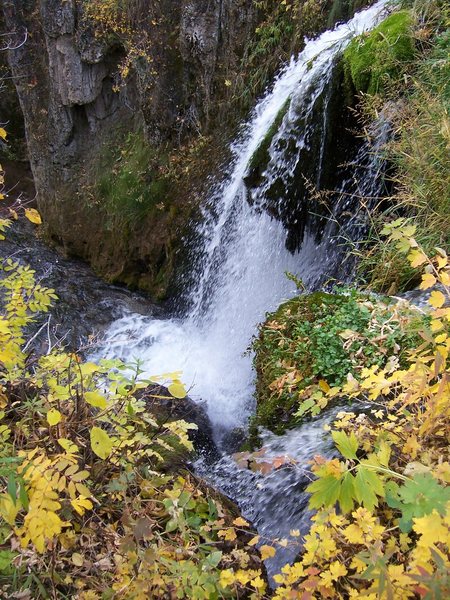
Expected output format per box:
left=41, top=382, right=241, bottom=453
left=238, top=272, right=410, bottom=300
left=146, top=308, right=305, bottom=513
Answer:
left=71, top=552, right=84, bottom=566
left=420, top=273, right=436, bottom=289
left=387, top=564, right=412, bottom=588
left=71, top=496, right=93, bottom=516
left=0, top=493, right=21, bottom=525
left=343, top=508, right=385, bottom=545
left=84, top=391, right=107, bottom=409
left=273, top=561, right=305, bottom=586
left=24, top=208, right=42, bottom=225
left=47, top=408, right=62, bottom=426
left=434, top=462, right=450, bottom=484
left=408, top=249, right=428, bottom=268
left=350, top=555, right=367, bottom=573
left=318, top=379, right=331, bottom=393
left=403, top=435, right=420, bottom=459
left=219, top=568, right=265, bottom=592
left=58, top=438, right=79, bottom=454
left=431, top=318, right=444, bottom=333
left=80, top=362, right=101, bottom=376
left=343, top=523, right=366, bottom=544
left=21, top=509, right=67, bottom=553
left=90, top=427, right=113, bottom=460
left=218, top=528, right=237, bottom=541
left=429, top=290, right=446, bottom=309
left=250, top=575, right=266, bottom=591
left=232, top=516, right=249, bottom=527
left=219, top=568, right=235, bottom=588
left=413, top=511, right=449, bottom=547
left=303, top=522, right=337, bottom=564
left=260, top=544, right=276, bottom=560
left=167, top=381, right=187, bottom=399
left=440, top=270, right=450, bottom=286
left=319, top=561, right=348, bottom=586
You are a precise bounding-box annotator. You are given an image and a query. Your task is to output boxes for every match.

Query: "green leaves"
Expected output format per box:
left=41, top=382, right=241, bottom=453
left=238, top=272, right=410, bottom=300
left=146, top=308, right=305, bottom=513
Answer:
left=308, top=475, right=342, bottom=509
left=332, top=430, right=358, bottom=460
left=339, top=472, right=357, bottom=513
left=307, top=464, right=386, bottom=514
left=386, top=474, right=450, bottom=532
left=354, top=464, right=385, bottom=511
left=308, top=435, right=386, bottom=512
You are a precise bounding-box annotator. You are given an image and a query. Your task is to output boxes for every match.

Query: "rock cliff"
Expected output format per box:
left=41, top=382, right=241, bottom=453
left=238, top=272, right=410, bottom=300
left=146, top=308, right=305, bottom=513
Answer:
left=2, top=0, right=258, bottom=296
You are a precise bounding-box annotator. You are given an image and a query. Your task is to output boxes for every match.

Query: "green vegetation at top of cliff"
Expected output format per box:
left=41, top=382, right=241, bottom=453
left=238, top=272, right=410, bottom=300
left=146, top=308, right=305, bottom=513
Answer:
left=235, top=0, right=372, bottom=112
left=356, top=3, right=450, bottom=293
left=343, top=10, right=416, bottom=95
left=252, top=288, right=425, bottom=434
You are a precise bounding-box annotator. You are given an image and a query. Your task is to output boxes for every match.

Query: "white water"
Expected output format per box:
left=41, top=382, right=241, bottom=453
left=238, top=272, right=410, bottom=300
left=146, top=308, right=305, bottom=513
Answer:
left=96, top=0, right=389, bottom=433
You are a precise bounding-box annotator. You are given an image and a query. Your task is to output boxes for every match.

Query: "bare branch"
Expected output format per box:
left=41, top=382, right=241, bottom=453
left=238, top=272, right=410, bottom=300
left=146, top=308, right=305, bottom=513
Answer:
left=0, top=28, right=28, bottom=52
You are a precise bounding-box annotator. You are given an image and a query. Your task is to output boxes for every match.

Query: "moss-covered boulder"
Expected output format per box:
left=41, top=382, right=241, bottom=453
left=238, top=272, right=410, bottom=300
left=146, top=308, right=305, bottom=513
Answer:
left=252, top=290, right=424, bottom=435
left=343, top=10, right=416, bottom=95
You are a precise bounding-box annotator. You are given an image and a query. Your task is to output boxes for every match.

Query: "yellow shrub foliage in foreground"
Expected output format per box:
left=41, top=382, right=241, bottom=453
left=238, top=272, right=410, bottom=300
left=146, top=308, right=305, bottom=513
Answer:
left=0, top=218, right=266, bottom=599
left=0, top=214, right=448, bottom=599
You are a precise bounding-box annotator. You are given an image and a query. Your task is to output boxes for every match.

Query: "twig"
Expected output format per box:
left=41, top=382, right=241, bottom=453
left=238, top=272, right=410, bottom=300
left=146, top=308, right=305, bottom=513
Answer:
left=22, top=316, right=51, bottom=352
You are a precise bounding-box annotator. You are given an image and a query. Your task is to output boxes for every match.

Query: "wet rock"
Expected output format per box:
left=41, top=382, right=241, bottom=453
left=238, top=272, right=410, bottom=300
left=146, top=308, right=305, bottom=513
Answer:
left=244, top=57, right=361, bottom=253
left=0, top=218, right=159, bottom=352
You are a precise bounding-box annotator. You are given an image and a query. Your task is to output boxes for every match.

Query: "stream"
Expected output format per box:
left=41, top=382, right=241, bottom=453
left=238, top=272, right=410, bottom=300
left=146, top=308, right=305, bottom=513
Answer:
left=2, top=0, right=390, bottom=580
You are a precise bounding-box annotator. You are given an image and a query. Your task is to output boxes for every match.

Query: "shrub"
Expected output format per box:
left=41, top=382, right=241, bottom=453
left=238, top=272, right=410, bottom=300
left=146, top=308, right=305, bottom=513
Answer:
left=271, top=224, right=450, bottom=599
left=357, top=20, right=450, bottom=292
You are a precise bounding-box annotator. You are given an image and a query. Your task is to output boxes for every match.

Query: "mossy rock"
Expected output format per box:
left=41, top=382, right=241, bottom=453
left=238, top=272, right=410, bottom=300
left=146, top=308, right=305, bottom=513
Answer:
left=98, top=132, right=174, bottom=225
left=252, top=289, right=424, bottom=436
left=253, top=292, right=346, bottom=435
left=343, top=10, right=416, bottom=95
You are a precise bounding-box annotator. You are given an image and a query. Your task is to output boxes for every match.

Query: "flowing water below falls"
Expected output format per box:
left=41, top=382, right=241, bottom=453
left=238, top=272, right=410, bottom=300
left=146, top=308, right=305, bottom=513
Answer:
left=96, top=0, right=389, bottom=576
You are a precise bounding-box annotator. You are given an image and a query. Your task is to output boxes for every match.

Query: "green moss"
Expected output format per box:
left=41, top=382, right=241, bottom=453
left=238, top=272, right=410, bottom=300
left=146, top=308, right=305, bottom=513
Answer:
left=248, top=99, right=290, bottom=173
left=252, top=289, right=424, bottom=435
left=343, top=10, right=416, bottom=95
left=98, top=132, right=173, bottom=224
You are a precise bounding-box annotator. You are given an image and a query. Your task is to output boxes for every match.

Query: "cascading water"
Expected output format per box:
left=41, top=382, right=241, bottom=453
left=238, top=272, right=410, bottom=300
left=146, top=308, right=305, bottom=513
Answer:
left=98, top=0, right=389, bottom=430
left=95, top=0, right=390, bottom=575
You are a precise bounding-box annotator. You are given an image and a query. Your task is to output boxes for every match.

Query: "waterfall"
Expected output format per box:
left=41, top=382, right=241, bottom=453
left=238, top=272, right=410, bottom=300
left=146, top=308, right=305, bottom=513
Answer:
left=96, top=0, right=389, bottom=434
